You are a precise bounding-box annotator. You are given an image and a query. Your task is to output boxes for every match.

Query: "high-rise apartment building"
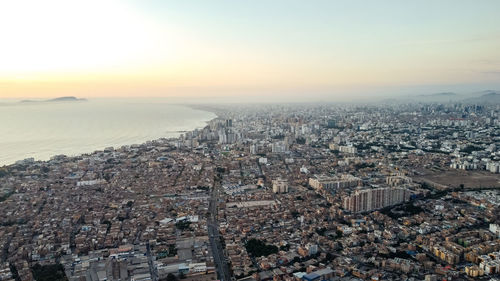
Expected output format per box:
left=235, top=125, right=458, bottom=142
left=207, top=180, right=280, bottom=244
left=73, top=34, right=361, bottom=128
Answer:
left=342, top=187, right=410, bottom=212
left=272, top=178, right=288, bottom=193
left=309, top=175, right=362, bottom=190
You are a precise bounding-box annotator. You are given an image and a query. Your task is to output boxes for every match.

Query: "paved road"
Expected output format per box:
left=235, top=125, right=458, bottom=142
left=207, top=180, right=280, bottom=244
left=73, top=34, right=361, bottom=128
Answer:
left=208, top=176, right=232, bottom=281
left=146, top=242, right=158, bottom=281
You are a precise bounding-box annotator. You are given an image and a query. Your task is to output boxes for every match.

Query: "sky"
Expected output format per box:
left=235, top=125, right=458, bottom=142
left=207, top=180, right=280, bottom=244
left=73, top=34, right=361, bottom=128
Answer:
left=1, top=0, right=500, bottom=101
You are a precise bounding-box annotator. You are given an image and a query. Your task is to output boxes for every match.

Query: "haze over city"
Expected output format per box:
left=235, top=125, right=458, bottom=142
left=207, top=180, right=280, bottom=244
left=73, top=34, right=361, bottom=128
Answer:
left=1, top=2, right=500, bottom=281
left=1, top=0, right=500, bottom=101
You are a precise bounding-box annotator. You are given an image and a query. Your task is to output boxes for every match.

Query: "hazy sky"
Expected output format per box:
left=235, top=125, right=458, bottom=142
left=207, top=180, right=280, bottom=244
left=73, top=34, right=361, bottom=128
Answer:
left=1, top=0, right=500, bottom=100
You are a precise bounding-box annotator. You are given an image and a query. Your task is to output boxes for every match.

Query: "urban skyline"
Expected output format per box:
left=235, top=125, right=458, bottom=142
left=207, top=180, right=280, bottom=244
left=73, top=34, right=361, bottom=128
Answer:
left=1, top=1, right=500, bottom=281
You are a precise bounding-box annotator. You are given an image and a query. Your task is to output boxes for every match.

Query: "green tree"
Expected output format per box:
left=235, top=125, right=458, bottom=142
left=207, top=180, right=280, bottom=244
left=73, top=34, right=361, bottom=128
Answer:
left=166, top=273, right=177, bottom=281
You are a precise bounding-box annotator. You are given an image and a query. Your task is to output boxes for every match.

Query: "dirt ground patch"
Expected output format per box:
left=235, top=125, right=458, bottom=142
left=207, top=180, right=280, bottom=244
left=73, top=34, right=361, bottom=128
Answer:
left=413, top=169, right=500, bottom=189
left=182, top=273, right=217, bottom=281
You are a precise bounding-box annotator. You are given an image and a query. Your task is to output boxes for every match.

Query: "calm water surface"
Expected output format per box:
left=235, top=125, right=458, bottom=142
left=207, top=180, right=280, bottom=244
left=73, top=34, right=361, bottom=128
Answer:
left=0, top=99, right=215, bottom=165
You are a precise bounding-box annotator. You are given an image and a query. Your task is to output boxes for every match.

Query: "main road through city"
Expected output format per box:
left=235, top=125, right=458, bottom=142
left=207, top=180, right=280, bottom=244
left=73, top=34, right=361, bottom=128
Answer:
left=208, top=176, right=232, bottom=281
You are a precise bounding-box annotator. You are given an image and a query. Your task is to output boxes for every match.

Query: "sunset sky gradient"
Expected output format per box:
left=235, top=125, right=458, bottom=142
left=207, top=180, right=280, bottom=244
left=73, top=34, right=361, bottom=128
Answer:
left=1, top=0, right=500, bottom=100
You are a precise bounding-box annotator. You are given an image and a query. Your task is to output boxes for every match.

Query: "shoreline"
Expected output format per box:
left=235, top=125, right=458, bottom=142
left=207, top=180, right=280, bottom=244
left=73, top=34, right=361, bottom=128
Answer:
left=1, top=104, right=221, bottom=168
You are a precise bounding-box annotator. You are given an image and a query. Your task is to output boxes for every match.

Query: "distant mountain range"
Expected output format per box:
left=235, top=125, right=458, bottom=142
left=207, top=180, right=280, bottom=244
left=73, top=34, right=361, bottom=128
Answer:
left=462, top=90, right=500, bottom=104
left=419, top=92, right=457, bottom=97
left=20, top=96, right=87, bottom=103
left=398, top=90, right=500, bottom=104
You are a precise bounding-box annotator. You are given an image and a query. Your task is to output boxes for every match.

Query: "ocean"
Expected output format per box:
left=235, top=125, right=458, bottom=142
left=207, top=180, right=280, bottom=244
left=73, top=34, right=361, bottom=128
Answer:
left=0, top=99, right=216, bottom=165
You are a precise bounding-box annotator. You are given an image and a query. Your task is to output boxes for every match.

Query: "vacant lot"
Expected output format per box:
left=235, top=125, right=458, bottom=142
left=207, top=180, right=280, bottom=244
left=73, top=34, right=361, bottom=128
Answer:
left=414, top=169, right=500, bottom=189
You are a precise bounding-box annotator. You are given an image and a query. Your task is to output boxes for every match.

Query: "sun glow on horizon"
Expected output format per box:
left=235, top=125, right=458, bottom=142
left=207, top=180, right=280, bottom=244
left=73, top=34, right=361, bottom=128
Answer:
left=1, top=0, right=500, bottom=99
left=0, top=1, right=193, bottom=80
